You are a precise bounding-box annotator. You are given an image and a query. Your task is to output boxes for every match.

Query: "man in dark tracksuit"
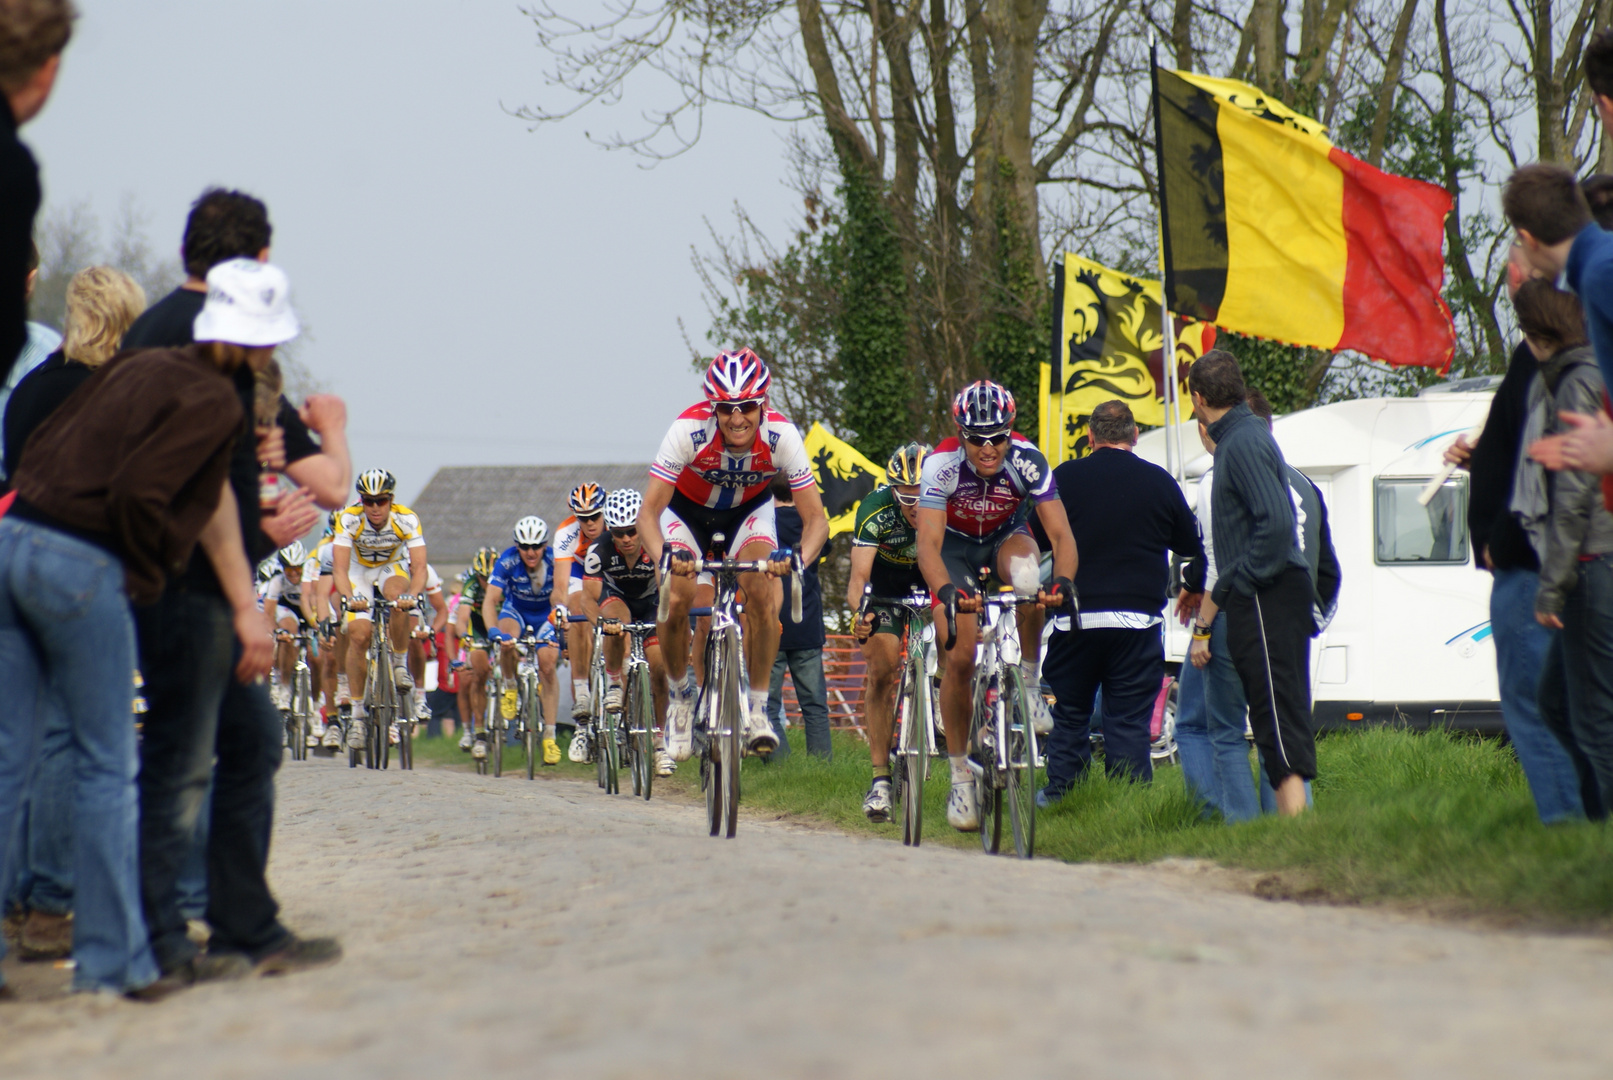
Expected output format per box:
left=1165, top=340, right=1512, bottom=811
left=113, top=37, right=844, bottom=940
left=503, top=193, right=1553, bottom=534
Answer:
left=1188, top=350, right=1318, bottom=816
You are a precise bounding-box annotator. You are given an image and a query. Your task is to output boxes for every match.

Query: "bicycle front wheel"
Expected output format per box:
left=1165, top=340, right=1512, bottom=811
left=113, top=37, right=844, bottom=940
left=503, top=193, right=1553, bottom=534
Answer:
left=901, top=660, right=927, bottom=847
left=524, top=673, right=540, bottom=780
left=1002, top=667, right=1036, bottom=859
left=971, top=679, right=1001, bottom=854
left=719, top=625, right=743, bottom=839
left=602, top=706, right=621, bottom=795
left=293, top=668, right=312, bottom=761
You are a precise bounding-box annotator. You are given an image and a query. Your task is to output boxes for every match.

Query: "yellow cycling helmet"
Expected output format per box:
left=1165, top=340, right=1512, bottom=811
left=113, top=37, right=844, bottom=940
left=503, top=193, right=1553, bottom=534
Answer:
left=886, top=441, right=931, bottom=487
left=470, top=546, right=498, bottom=579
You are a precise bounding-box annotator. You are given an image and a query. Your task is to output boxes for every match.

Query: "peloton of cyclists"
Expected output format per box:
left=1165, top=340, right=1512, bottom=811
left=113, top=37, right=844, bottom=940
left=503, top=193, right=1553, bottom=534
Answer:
left=262, top=540, right=319, bottom=717
left=550, top=482, right=607, bottom=724
left=638, top=349, right=829, bottom=761
left=575, top=488, right=677, bottom=776
left=848, top=442, right=932, bottom=822
left=331, top=468, right=429, bottom=750
left=483, top=516, right=564, bottom=766
left=915, top=380, right=1077, bottom=833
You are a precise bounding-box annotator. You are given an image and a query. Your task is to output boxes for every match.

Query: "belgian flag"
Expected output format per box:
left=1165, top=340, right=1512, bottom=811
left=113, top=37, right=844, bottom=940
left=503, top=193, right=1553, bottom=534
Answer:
left=1152, top=66, right=1455, bottom=369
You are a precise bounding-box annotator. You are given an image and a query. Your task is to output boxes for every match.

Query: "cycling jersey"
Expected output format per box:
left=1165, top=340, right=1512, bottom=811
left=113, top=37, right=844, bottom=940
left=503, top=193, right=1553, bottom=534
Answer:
left=261, top=570, right=306, bottom=610
left=333, top=502, right=426, bottom=568
left=423, top=564, right=442, bottom=594
left=852, top=486, right=925, bottom=597
left=918, top=434, right=1056, bottom=538
left=314, top=537, right=334, bottom=577
left=489, top=544, right=554, bottom=614
left=554, top=514, right=584, bottom=566
left=583, top=536, right=658, bottom=606
left=460, top=572, right=490, bottom=643
left=649, top=402, right=815, bottom=515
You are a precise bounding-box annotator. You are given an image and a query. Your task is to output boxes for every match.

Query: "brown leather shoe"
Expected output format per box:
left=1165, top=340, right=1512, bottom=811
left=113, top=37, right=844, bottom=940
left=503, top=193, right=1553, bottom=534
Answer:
left=17, top=910, right=71, bottom=961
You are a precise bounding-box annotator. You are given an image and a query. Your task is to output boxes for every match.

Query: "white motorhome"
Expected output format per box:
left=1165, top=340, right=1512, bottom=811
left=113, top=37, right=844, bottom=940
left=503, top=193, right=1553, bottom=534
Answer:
left=1133, top=381, right=1503, bottom=735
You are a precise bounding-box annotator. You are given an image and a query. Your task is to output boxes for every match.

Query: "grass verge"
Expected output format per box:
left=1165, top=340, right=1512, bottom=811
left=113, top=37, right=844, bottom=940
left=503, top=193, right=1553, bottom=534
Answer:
left=407, top=725, right=1613, bottom=928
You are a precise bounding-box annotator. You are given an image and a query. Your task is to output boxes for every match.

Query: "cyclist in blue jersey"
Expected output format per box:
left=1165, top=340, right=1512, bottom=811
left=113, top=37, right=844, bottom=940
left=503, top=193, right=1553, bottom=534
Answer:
left=916, top=380, right=1078, bottom=833
left=482, top=515, right=563, bottom=765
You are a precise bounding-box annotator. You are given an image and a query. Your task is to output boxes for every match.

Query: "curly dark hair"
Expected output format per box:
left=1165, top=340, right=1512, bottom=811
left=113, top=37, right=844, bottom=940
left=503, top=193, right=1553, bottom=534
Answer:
left=181, top=188, right=272, bottom=280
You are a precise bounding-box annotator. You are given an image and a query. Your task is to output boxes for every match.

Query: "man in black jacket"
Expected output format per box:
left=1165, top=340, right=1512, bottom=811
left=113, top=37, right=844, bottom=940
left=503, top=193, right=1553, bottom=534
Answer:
left=0, top=0, right=70, bottom=389
left=1189, top=351, right=1317, bottom=817
left=1041, top=400, right=1203, bottom=797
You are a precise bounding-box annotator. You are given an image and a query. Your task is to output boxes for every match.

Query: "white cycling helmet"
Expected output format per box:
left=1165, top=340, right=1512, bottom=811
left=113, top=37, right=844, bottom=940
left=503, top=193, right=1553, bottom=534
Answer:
left=603, top=489, right=642, bottom=530
left=513, top=515, right=549, bottom=546
left=277, top=541, right=307, bottom=568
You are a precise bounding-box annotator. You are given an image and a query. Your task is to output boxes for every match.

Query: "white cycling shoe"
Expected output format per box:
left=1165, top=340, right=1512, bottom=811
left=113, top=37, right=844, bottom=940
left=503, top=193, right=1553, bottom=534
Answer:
left=322, top=723, right=343, bottom=749
left=471, top=736, right=488, bottom=761
left=567, top=725, right=591, bottom=763
left=458, top=728, right=475, bottom=752
left=743, top=700, right=779, bottom=756
left=604, top=684, right=623, bottom=711
left=1027, top=691, right=1055, bottom=736
left=654, top=748, right=677, bottom=776
left=346, top=707, right=368, bottom=750
left=863, top=779, right=893, bottom=823
left=665, top=693, right=694, bottom=762
left=571, top=690, right=592, bottom=721
left=393, top=666, right=413, bottom=691
left=946, top=780, right=980, bottom=832
left=305, top=725, right=321, bottom=748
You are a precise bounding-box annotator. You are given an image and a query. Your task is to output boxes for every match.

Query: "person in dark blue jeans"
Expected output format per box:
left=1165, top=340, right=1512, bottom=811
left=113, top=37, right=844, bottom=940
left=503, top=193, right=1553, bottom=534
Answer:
left=765, top=474, right=832, bottom=760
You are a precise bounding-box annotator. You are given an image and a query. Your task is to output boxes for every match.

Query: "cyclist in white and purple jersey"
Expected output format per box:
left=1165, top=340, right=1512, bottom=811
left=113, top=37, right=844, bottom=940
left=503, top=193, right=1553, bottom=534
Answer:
left=916, top=380, right=1078, bottom=833
left=639, top=349, right=829, bottom=761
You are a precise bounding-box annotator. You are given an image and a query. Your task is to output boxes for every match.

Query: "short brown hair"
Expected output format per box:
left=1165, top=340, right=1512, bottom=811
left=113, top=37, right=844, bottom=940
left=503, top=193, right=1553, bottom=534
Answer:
left=0, top=0, right=73, bottom=93
left=1188, top=349, right=1247, bottom=410
left=1503, top=164, right=1592, bottom=245
left=1512, top=279, right=1589, bottom=354
left=62, top=266, right=144, bottom=368
left=1087, top=399, right=1136, bottom=445
left=1587, top=28, right=1613, bottom=99
left=1245, top=388, right=1274, bottom=426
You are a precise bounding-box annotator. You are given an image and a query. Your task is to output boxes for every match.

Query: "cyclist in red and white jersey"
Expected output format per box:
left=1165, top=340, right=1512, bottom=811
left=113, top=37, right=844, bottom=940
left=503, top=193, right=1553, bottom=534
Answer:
left=916, top=380, right=1078, bottom=833
left=638, top=349, right=829, bottom=760
left=549, top=482, right=606, bottom=725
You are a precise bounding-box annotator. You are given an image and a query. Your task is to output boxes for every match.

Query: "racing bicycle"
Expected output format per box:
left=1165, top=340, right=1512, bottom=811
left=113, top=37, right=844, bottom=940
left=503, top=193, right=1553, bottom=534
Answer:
left=604, top=617, right=660, bottom=800
left=659, top=536, right=801, bottom=839
left=351, top=593, right=415, bottom=771
left=859, top=586, right=945, bottom=847
left=276, top=622, right=318, bottom=762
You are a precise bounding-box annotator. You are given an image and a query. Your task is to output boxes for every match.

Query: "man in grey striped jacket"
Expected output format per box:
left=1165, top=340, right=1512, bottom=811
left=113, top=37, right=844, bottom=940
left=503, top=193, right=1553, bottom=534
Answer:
left=1187, top=350, right=1318, bottom=817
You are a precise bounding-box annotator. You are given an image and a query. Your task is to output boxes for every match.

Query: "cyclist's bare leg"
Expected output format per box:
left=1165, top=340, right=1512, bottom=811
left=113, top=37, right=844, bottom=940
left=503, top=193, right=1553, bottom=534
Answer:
left=537, top=644, right=560, bottom=736
left=276, top=614, right=299, bottom=688
left=996, top=532, right=1045, bottom=666
left=933, top=606, right=979, bottom=756
left=600, top=597, right=630, bottom=675
left=346, top=615, right=373, bottom=700
left=860, top=632, right=900, bottom=771
left=332, top=628, right=349, bottom=705
left=646, top=641, right=669, bottom=731
left=657, top=572, right=698, bottom=685
left=408, top=638, right=426, bottom=686
left=735, top=537, right=781, bottom=693
left=467, top=647, right=490, bottom=731
left=496, top=617, right=523, bottom=680
left=380, top=575, right=412, bottom=656
left=691, top=596, right=711, bottom=685
left=567, top=616, right=592, bottom=699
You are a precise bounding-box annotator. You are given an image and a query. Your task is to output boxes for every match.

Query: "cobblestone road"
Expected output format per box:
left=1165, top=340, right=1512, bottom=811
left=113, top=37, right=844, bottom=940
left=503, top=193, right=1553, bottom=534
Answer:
left=3, top=757, right=1611, bottom=1079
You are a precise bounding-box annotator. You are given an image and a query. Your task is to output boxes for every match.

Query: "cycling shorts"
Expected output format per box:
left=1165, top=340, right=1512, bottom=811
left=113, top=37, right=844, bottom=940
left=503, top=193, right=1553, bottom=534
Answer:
left=660, top=499, right=776, bottom=586
left=273, top=603, right=309, bottom=628
left=497, top=601, right=560, bottom=647
left=345, top=561, right=409, bottom=622
left=599, top=583, right=659, bottom=626
left=940, top=523, right=1033, bottom=592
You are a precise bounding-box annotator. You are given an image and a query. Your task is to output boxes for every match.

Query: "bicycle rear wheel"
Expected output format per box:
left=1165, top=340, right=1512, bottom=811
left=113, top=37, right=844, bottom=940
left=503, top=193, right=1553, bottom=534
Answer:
left=719, top=626, right=743, bottom=839
left=1003, top=667, right=1036, bottom=859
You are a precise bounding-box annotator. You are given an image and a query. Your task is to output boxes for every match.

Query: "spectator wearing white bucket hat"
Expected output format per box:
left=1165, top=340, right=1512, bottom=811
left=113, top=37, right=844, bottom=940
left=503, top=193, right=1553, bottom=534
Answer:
left=133, top=257, right=343, bottom=993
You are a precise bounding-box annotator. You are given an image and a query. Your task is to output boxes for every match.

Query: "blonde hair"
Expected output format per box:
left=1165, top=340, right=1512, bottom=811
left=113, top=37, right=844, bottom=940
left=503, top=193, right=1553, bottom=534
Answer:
left=62, top=265, right=144, bottom=367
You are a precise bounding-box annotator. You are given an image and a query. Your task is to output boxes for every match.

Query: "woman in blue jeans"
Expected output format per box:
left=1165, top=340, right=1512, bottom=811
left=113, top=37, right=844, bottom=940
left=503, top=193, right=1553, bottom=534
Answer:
left=0, top=276, right=265, bottom=996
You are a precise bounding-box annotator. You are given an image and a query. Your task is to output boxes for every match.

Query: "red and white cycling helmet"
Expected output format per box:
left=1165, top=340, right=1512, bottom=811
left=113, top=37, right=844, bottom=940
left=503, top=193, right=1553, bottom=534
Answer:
left=703, top=348, right=771, bottom=404
left=952, top=380, right=1016, bottom=434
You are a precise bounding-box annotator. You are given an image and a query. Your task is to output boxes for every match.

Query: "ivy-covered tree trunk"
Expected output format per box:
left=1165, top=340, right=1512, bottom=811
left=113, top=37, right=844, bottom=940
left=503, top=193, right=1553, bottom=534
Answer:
left=975, top=164, right=1045, bottom=438
left=836, top=160, right=913, bottom=464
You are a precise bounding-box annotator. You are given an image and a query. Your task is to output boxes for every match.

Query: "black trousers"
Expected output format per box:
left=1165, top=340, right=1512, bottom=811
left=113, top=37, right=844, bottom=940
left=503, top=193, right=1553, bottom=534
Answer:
left=1042, top=626, right=1164, bottom=789
left=1223, top=567, right=1316, bottom=787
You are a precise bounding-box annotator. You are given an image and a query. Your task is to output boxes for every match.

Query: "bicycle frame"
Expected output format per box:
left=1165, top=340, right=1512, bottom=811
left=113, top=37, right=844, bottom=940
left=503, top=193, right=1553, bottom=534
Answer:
left=967, top=586, right=1044, bottom=858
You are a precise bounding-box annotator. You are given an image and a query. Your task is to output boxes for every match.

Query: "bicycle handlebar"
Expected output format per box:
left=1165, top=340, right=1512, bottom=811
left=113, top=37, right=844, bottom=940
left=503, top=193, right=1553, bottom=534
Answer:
left=655, top=547, right=803, bottom=624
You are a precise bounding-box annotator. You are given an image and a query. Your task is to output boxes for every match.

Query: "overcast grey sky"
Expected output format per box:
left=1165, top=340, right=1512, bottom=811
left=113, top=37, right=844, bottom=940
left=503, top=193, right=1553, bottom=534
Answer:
left=25, top=0, right=797, bottom=503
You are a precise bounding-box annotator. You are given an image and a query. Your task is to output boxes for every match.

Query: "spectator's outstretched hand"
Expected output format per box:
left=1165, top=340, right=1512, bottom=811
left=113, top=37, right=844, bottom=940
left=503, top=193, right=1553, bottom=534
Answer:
left=262, top=487, right=319, bottom=546
left=299, top=394, right=348, bottom=435
left=1537, top=410, right=1613, bottom=474
left=235, top=607, right=274, bottom=683
left=1442, top=434, right=1473, bottom=469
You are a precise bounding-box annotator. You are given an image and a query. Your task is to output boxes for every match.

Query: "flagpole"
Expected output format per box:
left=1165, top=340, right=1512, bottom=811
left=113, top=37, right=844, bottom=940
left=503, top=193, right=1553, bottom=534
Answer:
left=1150, top=37, right=1186, bottom=485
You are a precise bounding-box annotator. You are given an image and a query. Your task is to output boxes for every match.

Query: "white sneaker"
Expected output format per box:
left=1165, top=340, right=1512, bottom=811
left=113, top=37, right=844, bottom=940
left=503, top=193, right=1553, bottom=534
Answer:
left=458, top=728, right=474, bottom=751
left=604, top=684, right=623, bottom=711
left=571, top=689, right=592, bottom=721
left=346, top=707, right=369, bottom=750
left=568, top=725, right=591, bottom=763
left=946, top=781, right=980, bottom=832
left=665, top=691, right=694, bottom=762
left=471, top=736, right=488, bottom=760
left=863, top=779, right=893, bottom=823
left=1027, top=691, right=1055, bottom=736
left=305, top=725, right=321, bottom=748
left=322, top=723, right=343, bottom=749
left=743, top=699, right=779, bottom=755
left=655, top=749, right=677, bottom=776
left=335, top=674, right=350, bottom=705
left=393, top=666, right=413, bottom=691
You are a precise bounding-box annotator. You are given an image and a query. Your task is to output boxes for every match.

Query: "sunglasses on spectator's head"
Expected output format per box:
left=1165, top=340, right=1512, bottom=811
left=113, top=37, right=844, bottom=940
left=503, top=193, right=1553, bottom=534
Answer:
left=610, top=527, right=638, bottom=539
left=518, top=543, right=545, bottom=552
left=962, top=431, right=1010, bottom=447
left=892, top=490, right=921, bottom=506
left=714, top=400, right=762, bottom=417
left=360, top=496, right=391, bottom=507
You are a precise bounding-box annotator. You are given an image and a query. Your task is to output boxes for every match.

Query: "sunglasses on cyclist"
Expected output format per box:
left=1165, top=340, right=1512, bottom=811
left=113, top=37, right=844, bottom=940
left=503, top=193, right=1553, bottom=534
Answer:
left=360, top=496, right=391, bottom=507
left=962, top=431, right=1011, bottom=447
left=610, top=527, right=638, bottom=539
left=518, top=543, right=545, bottom=552
left=577, top=512, right=603, bottom=523
left=892, top=490, right=921, bottom=506
left=714, top=400, right=762, bottom=417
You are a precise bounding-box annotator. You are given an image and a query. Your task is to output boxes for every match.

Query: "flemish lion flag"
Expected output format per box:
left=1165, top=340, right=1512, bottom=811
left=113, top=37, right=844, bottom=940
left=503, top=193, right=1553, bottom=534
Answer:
left=802, top=422, right=882, bottom=537
left=1152, top=66, right=1454, bottom=369
left=1044, top=253, right=1217, bottom=463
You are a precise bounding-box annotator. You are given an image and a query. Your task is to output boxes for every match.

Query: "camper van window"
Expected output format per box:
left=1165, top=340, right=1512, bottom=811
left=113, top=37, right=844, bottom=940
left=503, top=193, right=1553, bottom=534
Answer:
left=1374, top=478, right=1469, bottom=565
